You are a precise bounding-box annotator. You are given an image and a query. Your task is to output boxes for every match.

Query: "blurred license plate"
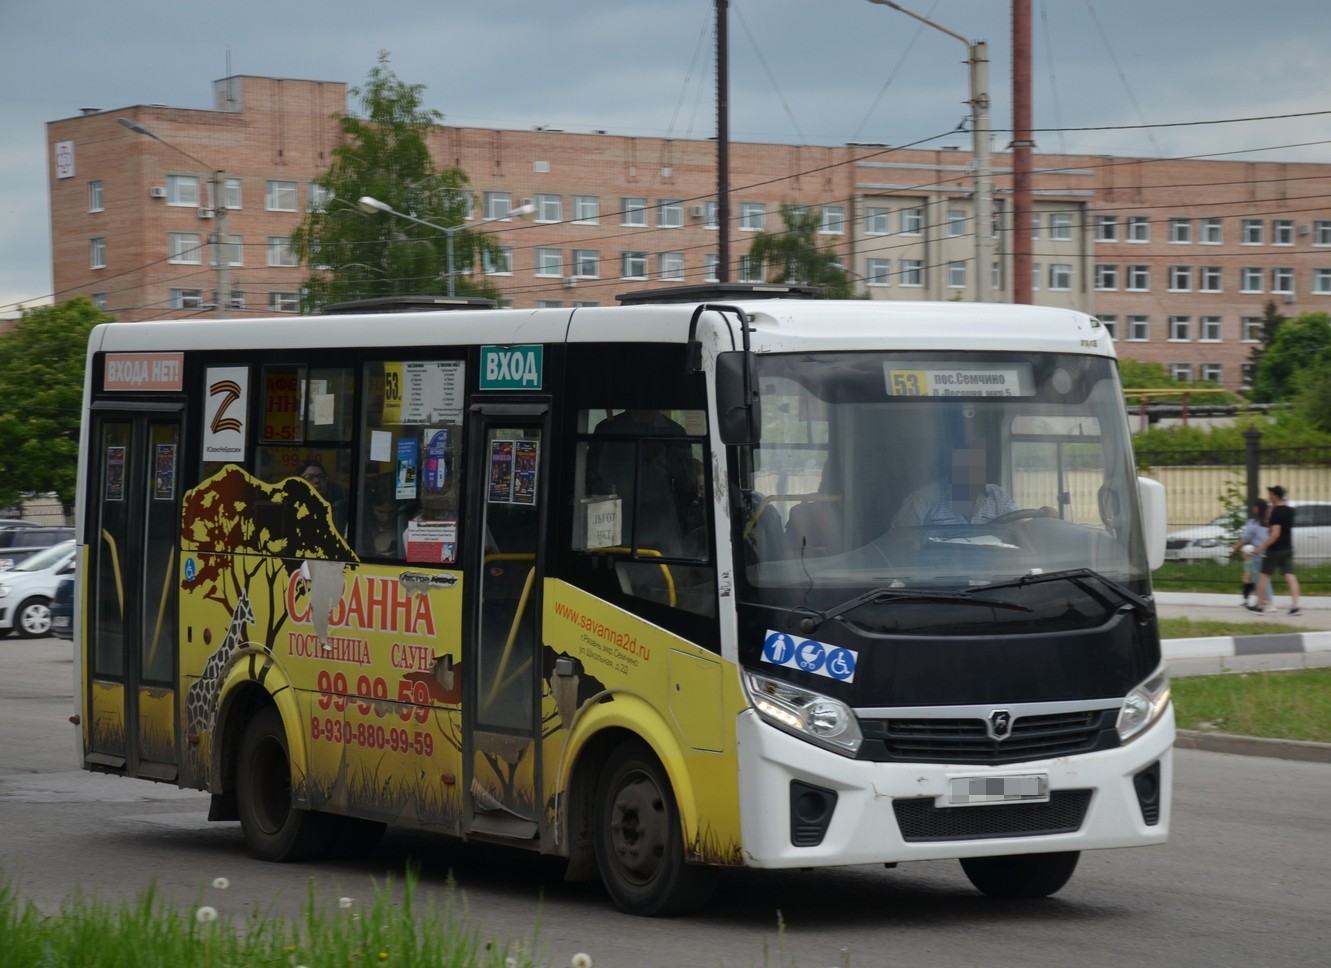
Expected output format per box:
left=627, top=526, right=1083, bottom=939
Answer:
left=51, top=616, right=70, bottom=628
left=947, top=773, right=1048, bottom=806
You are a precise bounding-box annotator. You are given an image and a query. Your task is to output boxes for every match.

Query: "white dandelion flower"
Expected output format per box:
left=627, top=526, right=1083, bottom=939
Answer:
left=339, top=896, right=355, bottom=909
left=571, top=954, right=594, bottom=968
left=195, top=905, right=218, bottom=923
left=212, top=877, right=230, bottom=890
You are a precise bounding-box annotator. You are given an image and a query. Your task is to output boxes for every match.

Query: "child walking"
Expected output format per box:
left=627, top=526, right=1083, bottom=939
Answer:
left=1233, top=498, right=1269, bottom=608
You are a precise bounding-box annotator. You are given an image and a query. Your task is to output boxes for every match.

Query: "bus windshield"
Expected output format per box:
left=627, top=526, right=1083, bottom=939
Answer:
left=738, top=350, right=1150, bottom=599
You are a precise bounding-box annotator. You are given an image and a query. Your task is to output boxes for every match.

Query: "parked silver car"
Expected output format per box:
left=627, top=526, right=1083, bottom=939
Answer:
left=1164, top=501, right=1331, bottom=563
left=0, top=540, right=76, bottom=637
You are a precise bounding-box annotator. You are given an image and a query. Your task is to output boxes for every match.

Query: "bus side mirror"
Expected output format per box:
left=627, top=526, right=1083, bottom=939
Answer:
left=716, top=352, right=761, bottom=446
left=1137, top=476, right=1166, bottom=571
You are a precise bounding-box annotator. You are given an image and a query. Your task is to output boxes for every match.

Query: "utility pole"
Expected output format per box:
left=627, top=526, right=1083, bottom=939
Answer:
left=212, top=173, right=230, bottom=319
left=717, top=0, right=731, bottom=282
left=1011, top=0, right=1034, bottom=304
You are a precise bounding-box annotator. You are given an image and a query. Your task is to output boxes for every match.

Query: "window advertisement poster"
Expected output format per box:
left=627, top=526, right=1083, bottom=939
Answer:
left=396, top=436, right=419, bottom=499
left=105, top=446, right=126, bottom=502
left=424, top=429, right=449, bottom=496
left=154, top=443, right=177, bottom=501
left=488, top=440, right=513, bottom=504
left=512, top=439, right=539, bottom=505
left=405, top=518, right=457, bottom=564
left=203, top=365, right=249, bottom=462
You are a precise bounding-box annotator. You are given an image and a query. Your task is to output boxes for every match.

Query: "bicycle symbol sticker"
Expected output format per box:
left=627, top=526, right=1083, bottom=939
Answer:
left=761, top=629, right=857, bottom=683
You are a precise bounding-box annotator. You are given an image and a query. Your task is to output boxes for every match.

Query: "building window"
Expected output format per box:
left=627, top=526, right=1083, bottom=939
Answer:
left=168, top=232, right=202, bottom=265
left=704, top=253, right=719, bottom=282
left=820, top=205, right=845, bottom=235
left=535, top=300, right=564, bottom=309
left=265, top=180, right=297, bottom=212
left=900, top=208, right=923, bottom=236
left=1273, top=219, right=1295, bottom=246
left=738, top=254, right=764, bottom=283
left=1200, top=218, right=1223, bottom=244
left=1127, top=216, right=1150, bottom=242
left=1241, top=362, right=1256, bottom=387
left=703, top=201, right=719, bottom=230
left=484, top=192, right=512, bottom=220
left=1314, top=268, right=1331, bottom=294
left=947, top=209, right=967, bottom=238
left=1049, top=264, right=1072, bottom=290
left=1169, top=218, right=1192, bottom=243
left=658, top=200, right=683, bottom=229
left=1031, top=263, right=1041, bottom=291
left=947, top=262, right=967, bottom=289
left=307, top=184, right=332, bottom=213
left=88, top=180, right=104, bottom=212
left=1095, top=264, right=1119, bottom=290
left=899, top=259, right=923, bottom=287
left=1242, top=219, right=1263, bottom=245
left=1272, top=267, right=1294, bottom=293
left=572, top=195, right=599, bottom=224
left=865, top=206, right=891, bottom=235
left=1030, top=213, right=1041, bottom=240
left=1315, top=220, right=1331, bottom=246
left=1201, top=363, right=1223, bottom=384
left=269, top=291, right=300, bottom=313
left=866, top=258, right=890, bottom=286
left=210, top=233, right=243, bottom=268
left=621, top=251, right=647, bottom=279
left=267, top=236, right=298, bottom=267
left=658, top=251, right=685, bottom=280
left=1050, top=213, right=1073, bottom=241
left=170, top=288, right=204, bottom=310
left=167, top=174, right=200, bottom=207
left=1098, top=315, right=1118, bottom=340
left=535, top=248, right=563, bottom=277
left=535, top=193, right=562, bottom=223
left=572, top=249, right=599, bottom=278
left=1200, top=316, right=1222, bottom=341
left=740, top=202, right=765, bottom=231
left=1168, top=265, right=1192, bottom=291
left=89, top=292, right=108, bottom=309
left=1128, top=316, right=1150, bottom=341
left=1200, top=266, right=1223, bottom=292
left=1127, top=265, right=1149, bottom=291
left=1241, top=267, right=1264, bottom=292
left=1171, top=363, right=1193, bottom=383
left=1242, top=316, right=1264, bottom=342
left=622, top=197, right=647, bottom=227
left=483, top=246, right=513, bottom=275
left=1095, top=215, right=1119, bottom=242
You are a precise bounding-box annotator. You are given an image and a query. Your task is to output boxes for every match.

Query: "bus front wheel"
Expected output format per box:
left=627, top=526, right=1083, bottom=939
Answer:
left=960, top=851, right=1080, bottom=898
left=593, top=740, right=714, bottom=916
left=236, top=706, right=337, bottom=862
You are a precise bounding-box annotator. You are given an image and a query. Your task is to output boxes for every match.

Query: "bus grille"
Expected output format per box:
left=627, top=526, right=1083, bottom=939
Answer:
left=860, top=709, right=1116, bottom=764
left=893, top=790, right=1092, bottom=842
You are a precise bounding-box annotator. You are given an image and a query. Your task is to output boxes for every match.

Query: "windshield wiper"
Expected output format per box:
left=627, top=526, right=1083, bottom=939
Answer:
left=795, top=586, right=1032, bottom=635
left=974, top=568, right=1153, bottom=622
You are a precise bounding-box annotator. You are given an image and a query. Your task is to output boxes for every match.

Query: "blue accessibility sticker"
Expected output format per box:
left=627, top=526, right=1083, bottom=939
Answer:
left=762, top=629, right=857, bottom=683
left=184, top=557, right=196, bottom=582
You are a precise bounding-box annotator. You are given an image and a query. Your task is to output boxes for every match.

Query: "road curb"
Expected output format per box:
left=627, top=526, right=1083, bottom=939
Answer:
left=1175, top=729, right=1331, bottom=764
left=1163, top=630, right=1331, bottom=662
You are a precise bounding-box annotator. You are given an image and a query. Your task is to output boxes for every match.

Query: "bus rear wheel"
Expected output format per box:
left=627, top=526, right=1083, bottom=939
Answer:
left=593, top=740, right=714, bottom=917
left=960, top=851, right=1080, bottom=898
left=236, top=706, right=337, bottom=861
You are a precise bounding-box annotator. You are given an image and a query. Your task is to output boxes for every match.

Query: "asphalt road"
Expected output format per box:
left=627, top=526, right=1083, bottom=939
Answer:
left=2, top=636, right=1329, bottom=967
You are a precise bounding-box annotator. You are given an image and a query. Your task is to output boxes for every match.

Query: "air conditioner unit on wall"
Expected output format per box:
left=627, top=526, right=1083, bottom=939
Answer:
left=562, top=277, right=577, bottom=289
left=1299, top=224, right=1312, bottom=236
left=149, top=186, right=167, bottom=198
left=198, top=208, right=215, bottom=219
left=688, top=204, right=705, bottom=218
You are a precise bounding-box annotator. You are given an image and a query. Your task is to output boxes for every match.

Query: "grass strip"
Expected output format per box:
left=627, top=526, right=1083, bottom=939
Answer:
left=1171, top=668, right=1331, bottom=743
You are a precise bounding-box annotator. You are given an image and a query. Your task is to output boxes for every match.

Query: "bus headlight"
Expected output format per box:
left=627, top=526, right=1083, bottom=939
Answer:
left=1117, top=665, right=1171, bottom=743
left=742, top=670, right=863, bottom=756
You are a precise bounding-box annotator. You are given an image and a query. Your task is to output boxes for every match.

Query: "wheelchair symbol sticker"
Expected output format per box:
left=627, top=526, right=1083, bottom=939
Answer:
left=761, top=630, right=857, bottom=683
left=185, top=558, right=196, bottom=582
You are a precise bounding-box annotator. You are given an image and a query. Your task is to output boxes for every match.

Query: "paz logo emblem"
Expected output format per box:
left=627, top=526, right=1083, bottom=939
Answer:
left=987, top=709, right=1013, bottom=741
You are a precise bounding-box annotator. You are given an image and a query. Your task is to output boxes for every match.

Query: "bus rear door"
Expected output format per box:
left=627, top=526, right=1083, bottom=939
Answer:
left=84, top=405, right=184, bottom=782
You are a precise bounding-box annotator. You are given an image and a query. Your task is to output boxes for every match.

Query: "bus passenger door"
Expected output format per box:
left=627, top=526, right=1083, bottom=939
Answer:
left=84, top=407, right=183, bottom=782
left=463, top=404, right=549, bottom=841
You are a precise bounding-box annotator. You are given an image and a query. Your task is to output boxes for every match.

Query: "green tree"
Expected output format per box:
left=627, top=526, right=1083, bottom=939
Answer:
left=1246, top=299, right=1287, bottom=400
left=291, top=52, right=501, bottom=311
left=1117, top=358, right=1233, bottom=405
left=0, top=297, right=109, bottom=512
left=745, top=205, right=854, bottom=298
left=1252, top=310, right=1331, bottom=402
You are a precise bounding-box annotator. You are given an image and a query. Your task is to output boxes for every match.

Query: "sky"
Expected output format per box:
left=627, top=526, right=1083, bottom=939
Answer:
left=2, top=0, right=1330, bottom=316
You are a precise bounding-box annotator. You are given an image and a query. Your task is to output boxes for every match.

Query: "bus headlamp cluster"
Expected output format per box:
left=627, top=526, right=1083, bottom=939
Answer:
left=742, top=670, right=863, bottom=756
left=1116, top=665, right=1171, bottom=743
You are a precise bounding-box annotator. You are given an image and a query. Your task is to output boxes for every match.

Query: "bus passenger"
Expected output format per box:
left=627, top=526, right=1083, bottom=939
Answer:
left=300, top=459, right=348, bottom=534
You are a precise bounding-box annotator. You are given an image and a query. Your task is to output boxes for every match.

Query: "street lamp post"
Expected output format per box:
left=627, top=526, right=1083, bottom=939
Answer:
left=119, top=118, right=232, bottom=318
left=864, top=0, right=993, bottom=302
left=357, top=196, right=535, bottom=298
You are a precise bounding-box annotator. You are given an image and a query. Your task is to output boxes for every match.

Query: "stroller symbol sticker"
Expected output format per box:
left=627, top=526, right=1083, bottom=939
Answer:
left=761, top=629, right=857, bottom=683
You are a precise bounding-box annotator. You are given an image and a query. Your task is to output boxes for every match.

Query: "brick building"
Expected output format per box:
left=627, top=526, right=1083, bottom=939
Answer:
left=47, top=74, right=1331, bottom=391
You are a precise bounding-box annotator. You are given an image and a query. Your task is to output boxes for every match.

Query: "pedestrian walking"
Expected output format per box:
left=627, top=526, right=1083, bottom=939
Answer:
left=1251, top=485, right=1301, bottom=615
left=1233, top=498, right=1269, bottom=608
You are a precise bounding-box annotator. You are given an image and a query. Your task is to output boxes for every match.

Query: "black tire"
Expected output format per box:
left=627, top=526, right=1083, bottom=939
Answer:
left=14, top=597, right=51, bottom=638
left=236, top=706, right=337, bottom=861
left=593, top=740, right=715, bottom=916
left=960, top=851, right=1080, bottom=899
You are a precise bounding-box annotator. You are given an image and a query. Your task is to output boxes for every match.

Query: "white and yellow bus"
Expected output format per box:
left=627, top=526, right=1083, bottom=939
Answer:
left=74, top=286, right=1172, bottom=915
